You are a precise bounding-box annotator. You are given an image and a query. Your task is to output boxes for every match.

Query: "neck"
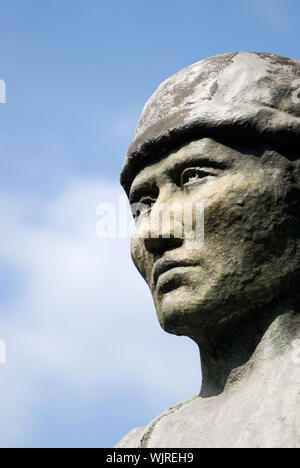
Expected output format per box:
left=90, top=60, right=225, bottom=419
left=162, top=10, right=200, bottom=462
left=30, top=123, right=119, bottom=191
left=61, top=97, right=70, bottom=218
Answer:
left=193, top=296, right=300, bottom=398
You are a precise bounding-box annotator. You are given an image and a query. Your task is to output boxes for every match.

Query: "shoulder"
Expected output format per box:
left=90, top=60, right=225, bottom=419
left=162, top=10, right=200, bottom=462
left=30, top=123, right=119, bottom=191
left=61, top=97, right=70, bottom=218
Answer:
left=114, top=396, right=197, bottom=448
left=114, top=426, right=146, bottom=448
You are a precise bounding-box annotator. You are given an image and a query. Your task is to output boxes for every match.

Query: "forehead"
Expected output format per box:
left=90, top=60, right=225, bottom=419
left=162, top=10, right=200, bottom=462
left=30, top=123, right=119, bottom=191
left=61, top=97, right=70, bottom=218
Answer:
left=129, top=138, right=238, bottom=197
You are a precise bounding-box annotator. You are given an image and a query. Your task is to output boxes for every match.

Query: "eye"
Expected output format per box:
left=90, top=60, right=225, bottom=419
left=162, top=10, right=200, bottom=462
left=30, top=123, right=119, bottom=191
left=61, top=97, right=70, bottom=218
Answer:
left=132, top=197, right=156, bottom=220
left=181, top=167, right=212, bottom=188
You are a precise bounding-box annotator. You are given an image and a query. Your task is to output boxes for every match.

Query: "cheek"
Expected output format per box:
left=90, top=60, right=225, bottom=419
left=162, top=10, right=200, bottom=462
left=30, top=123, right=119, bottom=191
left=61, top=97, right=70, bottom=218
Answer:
left=204, top=169, right=290, bottom=271
left=130, top=235, right=152, bottom=283
left=130, top=235, right=144, bottom=276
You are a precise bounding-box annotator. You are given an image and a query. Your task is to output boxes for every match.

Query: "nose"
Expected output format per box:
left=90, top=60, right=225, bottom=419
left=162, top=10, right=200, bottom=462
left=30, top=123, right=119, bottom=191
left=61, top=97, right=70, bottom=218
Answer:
left=142, top=194, right=184, bottom=254
left=144, top=232, right=183, bottom=255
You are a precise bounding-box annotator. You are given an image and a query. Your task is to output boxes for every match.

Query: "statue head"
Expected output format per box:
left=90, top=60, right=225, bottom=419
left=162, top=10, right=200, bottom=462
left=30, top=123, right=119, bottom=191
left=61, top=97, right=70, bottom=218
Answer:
left=121, top=52, right=300, bottom=341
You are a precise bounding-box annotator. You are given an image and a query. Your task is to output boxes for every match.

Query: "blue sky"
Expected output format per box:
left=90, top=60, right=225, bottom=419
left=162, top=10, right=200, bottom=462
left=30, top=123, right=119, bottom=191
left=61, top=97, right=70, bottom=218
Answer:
left=0, top=0, right=299, bottom=448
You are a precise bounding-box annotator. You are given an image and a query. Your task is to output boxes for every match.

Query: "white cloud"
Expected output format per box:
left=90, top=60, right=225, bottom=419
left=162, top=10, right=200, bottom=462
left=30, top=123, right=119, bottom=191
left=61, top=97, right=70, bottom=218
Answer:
left=0, top=178, right=199, bottom=447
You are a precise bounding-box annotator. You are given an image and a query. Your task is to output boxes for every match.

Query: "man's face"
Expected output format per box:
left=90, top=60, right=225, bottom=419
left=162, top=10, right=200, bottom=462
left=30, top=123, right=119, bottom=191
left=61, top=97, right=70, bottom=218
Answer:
left=129, top=138, right=299, bottom=338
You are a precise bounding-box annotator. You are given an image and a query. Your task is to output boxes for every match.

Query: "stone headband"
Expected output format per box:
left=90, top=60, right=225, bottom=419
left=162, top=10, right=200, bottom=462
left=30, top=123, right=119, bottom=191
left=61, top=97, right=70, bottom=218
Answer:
left=120, top=52, right=300, bottom=196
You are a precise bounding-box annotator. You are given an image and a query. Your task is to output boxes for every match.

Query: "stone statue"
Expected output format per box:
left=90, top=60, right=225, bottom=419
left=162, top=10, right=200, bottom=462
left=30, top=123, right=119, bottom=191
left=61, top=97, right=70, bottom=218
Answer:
left=116, top=52, right=300, bottom=448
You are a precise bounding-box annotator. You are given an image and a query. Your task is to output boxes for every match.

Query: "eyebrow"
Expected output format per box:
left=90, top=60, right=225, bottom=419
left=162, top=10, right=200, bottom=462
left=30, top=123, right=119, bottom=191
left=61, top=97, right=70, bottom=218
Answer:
left=129, top=153, right=229, bottom=203
left=129, top=181, right=158, bottom=204
left=169, top=154, right=228, bottom=174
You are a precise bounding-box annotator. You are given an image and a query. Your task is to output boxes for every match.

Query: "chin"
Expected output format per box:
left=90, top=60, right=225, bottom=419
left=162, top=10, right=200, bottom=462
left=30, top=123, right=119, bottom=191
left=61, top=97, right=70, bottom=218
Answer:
left=155, top=285, right=211, bottom=336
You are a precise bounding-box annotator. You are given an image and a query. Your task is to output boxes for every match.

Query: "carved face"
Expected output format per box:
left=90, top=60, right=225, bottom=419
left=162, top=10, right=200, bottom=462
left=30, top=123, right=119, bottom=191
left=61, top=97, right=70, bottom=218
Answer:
left=129, top=138, right=299, bottom=338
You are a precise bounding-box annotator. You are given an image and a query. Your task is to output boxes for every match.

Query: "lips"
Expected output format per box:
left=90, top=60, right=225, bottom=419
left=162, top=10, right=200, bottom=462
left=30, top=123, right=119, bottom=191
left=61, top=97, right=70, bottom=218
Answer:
left=152, top=258, right=196, bottom=288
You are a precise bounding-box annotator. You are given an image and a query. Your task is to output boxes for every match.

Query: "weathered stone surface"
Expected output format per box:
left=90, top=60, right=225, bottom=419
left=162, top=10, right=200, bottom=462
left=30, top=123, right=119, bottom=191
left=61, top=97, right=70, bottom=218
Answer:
left=121, top=52, right=300, bottom=196
left=116, top=314, right=300, bottom=448
left=116, top=427, right=145, bottom=449
left=117, top=52, right=300, bottom=449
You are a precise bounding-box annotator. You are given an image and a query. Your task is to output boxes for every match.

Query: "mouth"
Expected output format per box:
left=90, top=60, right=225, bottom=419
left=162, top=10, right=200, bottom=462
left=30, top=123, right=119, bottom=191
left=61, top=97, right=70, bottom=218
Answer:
left=152, top=259, right=196, bottom=289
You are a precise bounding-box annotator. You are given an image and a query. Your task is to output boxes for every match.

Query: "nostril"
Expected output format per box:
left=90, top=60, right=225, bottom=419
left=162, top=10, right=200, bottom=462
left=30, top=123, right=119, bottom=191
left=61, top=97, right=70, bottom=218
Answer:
left=144, top=236, right=183, bottom=254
